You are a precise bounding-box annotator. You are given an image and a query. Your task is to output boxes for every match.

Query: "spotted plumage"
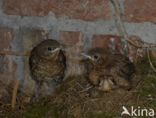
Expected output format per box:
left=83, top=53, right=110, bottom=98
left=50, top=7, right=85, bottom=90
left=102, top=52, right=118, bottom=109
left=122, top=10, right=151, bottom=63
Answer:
left=29, top=39, right=66, bottom=98
left=82, top=48, right=135, bottom=92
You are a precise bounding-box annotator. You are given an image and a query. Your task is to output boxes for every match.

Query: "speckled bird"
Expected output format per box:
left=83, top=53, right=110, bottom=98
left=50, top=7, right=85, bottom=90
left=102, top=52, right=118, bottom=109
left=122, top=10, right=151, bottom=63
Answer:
left=82, top=48, right=135, bottom=92
left=29, top=39, right=66, bottom=98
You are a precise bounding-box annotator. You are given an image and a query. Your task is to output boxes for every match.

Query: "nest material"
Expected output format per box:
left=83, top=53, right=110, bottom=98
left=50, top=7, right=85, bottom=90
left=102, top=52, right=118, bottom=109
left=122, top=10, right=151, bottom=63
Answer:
left=0, top=74, right=153, bottom=118
left=0, top=57, right=156, bottom=118
left=48, top=74, right=143, bottom=118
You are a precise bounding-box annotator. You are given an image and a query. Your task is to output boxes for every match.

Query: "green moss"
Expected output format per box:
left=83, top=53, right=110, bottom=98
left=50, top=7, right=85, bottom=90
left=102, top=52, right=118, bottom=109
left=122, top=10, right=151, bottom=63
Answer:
left=46, top=104, right=70, bottom=118
left=139, top=74, right=156, bottom=107
left=135, top=58, right=150, bottom=74
left=22, top=102, right=70, bottom=118
left=140, top=76, right=156, bottom=94
left=135, top=56, right=156, bottom=75
left=23, top=103, right=51, bottom=118
left=133, top=56, right=156, bottom=110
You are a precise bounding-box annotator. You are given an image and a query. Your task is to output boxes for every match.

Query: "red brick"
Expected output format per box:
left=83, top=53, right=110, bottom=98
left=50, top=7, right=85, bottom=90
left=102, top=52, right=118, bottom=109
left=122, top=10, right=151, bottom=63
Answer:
left=0, top=28, right=13, bottom=51
left=22, top=29, right=46, bottom=97
left=0, top=28, right=16, bottom=89
left=22, top=29, right=46, bottom=52
left=124, top=0, right=156, bottom=22
left=59, top=31, right=84, bottom=76
left=0, top=56, right=17, bottom=102
left=59, top=31, right=84, bottom=55
left=92, top=35, right=122, bottom=53
left=4, top=0, right=111, bottom=21
left=60, top=31, right=82, bottom=45
left=0, top=57, right=17, bottom=82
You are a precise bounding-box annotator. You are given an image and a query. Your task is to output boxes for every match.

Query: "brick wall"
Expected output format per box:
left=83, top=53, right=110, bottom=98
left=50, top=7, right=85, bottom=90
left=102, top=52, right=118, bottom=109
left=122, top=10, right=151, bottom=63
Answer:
left=0, top=0, right=156, bottom=96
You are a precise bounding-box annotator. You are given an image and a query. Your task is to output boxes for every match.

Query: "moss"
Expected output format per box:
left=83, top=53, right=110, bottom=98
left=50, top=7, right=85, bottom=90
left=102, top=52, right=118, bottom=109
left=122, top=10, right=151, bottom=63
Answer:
left=23, top=103, right=51, bottom=118
left=132, top=56, right=156, bottom=110
left=139, top=74, right=156, bottom=108
left=46, top=104, right=70, bottom=118
left=135, top=56, right=156, bottom=75
left=135, top=58, right=150, bottom=74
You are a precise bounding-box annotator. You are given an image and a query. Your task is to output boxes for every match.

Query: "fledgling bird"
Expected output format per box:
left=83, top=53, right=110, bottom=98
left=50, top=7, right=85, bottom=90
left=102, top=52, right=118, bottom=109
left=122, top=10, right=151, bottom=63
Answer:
left=82, top=48, right=135, bottom=92
left=29, top=39, right=66, bottom=99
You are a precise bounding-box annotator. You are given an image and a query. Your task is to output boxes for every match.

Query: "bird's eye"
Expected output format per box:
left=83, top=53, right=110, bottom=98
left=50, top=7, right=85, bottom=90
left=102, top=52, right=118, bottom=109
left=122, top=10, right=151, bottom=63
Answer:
left=47, top=47, right=52, bottom=51
left=94, top=55, right=98, bottom=59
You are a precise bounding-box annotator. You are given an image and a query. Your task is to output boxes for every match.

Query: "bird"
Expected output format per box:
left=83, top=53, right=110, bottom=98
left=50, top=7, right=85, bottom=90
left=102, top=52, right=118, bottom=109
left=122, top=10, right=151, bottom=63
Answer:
left=82, top=48, right=135, bottom=92
left=29, top=39, right=66, bottom=99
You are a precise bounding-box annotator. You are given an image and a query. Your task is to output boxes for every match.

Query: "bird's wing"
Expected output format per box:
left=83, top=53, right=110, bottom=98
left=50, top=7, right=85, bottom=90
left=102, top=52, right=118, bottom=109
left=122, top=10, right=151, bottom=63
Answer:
left=59, top=50, right=66, bottom=68
left=29, top=52, right=41, bottom=76
left=113, top=54, right=135, bottom=74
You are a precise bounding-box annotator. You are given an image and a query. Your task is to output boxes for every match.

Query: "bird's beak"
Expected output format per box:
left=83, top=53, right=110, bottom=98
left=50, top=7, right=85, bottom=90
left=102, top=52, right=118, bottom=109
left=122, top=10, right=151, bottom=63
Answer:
left=81, top=53, right=94, bottom=61
left=52, top=48, right=61, bottom=53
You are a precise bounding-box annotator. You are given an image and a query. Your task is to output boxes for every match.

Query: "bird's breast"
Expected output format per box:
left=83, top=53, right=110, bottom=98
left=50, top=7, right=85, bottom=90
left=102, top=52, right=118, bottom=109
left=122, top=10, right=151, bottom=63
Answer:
left=34, top=59, right=65, bottom=78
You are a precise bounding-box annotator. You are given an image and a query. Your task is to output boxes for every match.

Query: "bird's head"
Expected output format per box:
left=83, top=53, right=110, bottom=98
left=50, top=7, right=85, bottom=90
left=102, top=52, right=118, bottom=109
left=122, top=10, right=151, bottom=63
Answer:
left=81, top=48, right=109, bottom=65
left=34, top=39, right=64, bottom=60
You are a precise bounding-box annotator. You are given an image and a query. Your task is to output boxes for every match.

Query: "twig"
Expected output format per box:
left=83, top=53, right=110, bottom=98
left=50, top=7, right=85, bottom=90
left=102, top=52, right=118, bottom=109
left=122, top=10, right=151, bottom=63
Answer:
left=79, top=86, right=93, bottom=93
left=147, top=49, right=156, bottom=73
left=76, top=82, right=84, bottom=89
left=110, top=0, right=129, bottom=54
left=110, top=0, right=156, bottom=72
left=11, top=79, right=20, bottom=109
left=110, top=0, right=156, bottom=49
left=0, top=51, right=30, bottom=56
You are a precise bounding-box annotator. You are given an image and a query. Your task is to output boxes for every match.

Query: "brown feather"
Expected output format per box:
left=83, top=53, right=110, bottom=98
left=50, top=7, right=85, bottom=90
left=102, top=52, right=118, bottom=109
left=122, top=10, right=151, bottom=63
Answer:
left=84, top=48, right=135, bottom=92
left=29, top=39, right=66, bottom=99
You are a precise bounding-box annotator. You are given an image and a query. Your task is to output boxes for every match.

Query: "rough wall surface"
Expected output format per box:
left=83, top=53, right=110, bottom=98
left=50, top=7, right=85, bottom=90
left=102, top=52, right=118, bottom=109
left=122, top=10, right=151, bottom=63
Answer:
left=0, top=0, right=156, bottom=96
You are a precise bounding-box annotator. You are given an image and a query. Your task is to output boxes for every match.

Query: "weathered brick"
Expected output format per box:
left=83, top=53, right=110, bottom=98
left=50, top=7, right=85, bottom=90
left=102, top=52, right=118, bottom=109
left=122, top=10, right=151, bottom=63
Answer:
left=60, top=31, right=82, bottom=45
left=59, top=31, right=84, bottom=76
left=21, top=29, right=47, bottom=98
left=92, top=35, right=122, bottom=53
left=0, top=56, right=17, bottom=82
left=22, top=29, right=46, bottom=52
left=0, top=28, right=13, bottom=51
left=4, top=0, right=111, bottom=21
left=59, top=31, right=84, bottom=55
left=0, top=28, right=16, bottom=91
left=124, top=0, right=156, bottom=22
left=0, top=56, right=17, bottom=102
